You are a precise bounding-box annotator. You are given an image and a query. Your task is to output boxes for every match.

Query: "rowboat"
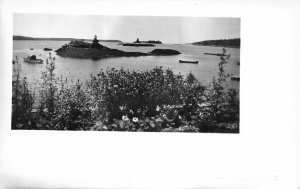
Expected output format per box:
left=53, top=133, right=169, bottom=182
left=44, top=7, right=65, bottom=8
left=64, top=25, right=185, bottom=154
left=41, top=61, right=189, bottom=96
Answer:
left=231, top=75, right=240, bottom=81
left=23, top=55, right=43, bottom=64
left=179, top=60, right=198, bottom=64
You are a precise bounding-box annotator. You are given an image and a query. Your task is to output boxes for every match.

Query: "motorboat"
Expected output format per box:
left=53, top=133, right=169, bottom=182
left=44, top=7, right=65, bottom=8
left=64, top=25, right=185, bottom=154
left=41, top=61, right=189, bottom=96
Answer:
left=23, top=55, right=43, bottom=64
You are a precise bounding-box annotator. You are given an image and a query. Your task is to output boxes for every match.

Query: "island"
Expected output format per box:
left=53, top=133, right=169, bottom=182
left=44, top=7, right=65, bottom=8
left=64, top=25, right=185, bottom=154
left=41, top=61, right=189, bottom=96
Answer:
left=146, top=40, right=162, bottom=44
left=192, top=38, right=240, bottom=48
left=55, top=35, right=180, bottom=60
left=123, top=43, right=155, bottom=47
left=122, top=38, right=162, bottom=47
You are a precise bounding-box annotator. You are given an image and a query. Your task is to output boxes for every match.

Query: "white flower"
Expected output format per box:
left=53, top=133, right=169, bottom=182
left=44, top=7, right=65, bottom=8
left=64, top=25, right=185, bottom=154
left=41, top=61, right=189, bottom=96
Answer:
left=119, top=106, right=125, bottom=110
left=122, top=115, right=129, bottom=122
left=199, top=112, right=205, bottom=119
left=178, top=115, right=182, bottom=120
left=132, top=117, right=139, bottom=123
left=156, top=106, right=161, bottom=112
left=130, top=109, right=134, bottom=114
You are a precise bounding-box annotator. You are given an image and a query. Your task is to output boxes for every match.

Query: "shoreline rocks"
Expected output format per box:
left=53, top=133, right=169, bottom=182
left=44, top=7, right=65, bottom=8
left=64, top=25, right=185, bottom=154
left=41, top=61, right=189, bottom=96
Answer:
left=204, top=53, right=229, bottom=56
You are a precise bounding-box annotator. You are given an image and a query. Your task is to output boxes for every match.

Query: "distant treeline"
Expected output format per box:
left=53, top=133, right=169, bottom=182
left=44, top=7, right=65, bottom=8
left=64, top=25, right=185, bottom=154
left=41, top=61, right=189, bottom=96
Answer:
left=193, top=38, right=240, bottom=48
left=13, top=35, right=122, bottom=43
left=143, top=40, right=162, bottom=44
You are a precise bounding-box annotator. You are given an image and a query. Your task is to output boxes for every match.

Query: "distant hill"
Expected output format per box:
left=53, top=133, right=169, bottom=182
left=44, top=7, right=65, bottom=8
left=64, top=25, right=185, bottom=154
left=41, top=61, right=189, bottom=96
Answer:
left=192, top=38, right=240, bottom=48
left=13, top=35, right=35, bottom=40
left=13, top=35, right=122, bottom=42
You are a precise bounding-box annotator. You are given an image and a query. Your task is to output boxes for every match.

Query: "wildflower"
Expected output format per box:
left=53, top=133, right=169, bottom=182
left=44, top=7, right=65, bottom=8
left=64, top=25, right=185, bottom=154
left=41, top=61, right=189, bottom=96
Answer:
left=119, top=106, right=125, bottom=110
left=162, top=114, right=167, bottom=119
left=122, top=115, right=129, bottom=122
left=16, top=123, right=23, bottom=128
left=156, top=106, right=161, bottom=112
left=132, top=117, right=139, bottom=123
left=178, top=115, right=182, bottom=120
left=129, top=109, right=134, bottom=114
left=102, top=126, right=108, bottom=130
left=199, top=112, right=204, bottom=118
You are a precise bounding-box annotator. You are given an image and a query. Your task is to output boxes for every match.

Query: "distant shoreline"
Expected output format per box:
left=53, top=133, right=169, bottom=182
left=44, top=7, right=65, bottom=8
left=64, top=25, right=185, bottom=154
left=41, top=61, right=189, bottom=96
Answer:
left=13, top=35, right=122, bottom=43
left=192, top=44, right=240, bottom=49
left=192, top=38, right=240, bottom=49
left=13, top=35, right=241, bottom=48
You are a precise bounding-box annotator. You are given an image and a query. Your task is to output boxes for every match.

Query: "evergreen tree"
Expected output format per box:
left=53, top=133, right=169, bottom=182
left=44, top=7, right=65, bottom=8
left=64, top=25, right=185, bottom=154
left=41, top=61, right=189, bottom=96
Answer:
left=90, top=35, right=103, bottom=49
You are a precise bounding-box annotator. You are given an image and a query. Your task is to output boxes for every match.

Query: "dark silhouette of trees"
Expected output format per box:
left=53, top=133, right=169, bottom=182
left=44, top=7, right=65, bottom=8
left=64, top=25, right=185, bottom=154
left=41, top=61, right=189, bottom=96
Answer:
left=90, top=35, right=103, bottom=49
left=93, top=35, right=99, bottom=43
left=193, top=38, right=240, bottom=48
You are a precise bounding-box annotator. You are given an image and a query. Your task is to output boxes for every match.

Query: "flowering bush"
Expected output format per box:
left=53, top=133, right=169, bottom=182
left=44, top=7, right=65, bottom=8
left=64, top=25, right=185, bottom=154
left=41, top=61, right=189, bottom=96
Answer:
left=12, top=57, right=36, bottom=129
left=12, top=49, right=239, bottom=133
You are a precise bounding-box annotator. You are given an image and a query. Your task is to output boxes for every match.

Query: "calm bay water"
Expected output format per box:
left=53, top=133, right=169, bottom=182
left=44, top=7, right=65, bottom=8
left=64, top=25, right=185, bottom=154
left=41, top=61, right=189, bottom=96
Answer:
left=13, top=40, right=240, bottom=90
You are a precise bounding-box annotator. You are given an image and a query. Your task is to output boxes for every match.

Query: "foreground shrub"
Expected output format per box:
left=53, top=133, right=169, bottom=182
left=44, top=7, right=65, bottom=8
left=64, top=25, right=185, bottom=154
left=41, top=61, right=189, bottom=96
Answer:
left=54, top=79, right=93, bottom=130
left=37, top=53, right=93, bottom=130
left=12, top=57, right=35, bottom=129
left=87, top=67, right=206, bottom=123
left=12, top=49, right=239, bottom=132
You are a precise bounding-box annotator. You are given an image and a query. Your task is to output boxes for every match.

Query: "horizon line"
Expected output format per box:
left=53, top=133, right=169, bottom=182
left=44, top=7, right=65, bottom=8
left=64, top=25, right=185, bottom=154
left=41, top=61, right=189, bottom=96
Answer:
left=13, top=35, right=241, bottom=44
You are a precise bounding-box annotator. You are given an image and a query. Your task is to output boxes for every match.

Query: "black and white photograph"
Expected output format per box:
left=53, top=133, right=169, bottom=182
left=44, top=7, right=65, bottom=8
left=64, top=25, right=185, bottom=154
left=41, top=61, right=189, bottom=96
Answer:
left=1, top=0, right=300, bottom=189
left=12, top=14, right=240, bottom=132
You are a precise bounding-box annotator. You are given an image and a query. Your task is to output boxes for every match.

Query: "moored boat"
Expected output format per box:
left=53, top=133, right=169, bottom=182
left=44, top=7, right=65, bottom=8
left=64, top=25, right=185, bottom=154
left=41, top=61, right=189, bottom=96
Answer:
left=231, top=75, right=240, bottom=81
left=179, top=60, right=198, bottom=64
left=23, top=55, right=43, bottom=64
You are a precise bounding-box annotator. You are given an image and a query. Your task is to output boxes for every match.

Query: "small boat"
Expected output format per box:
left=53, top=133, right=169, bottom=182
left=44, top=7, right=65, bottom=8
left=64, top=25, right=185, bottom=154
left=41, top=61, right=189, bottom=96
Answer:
left=179, top=60, right=198, bottom=64
left=23, top=55, right=43, bottom=64
left=44, top=48, right=52, bottom=51
left=231, top=75, right=240, bottom=81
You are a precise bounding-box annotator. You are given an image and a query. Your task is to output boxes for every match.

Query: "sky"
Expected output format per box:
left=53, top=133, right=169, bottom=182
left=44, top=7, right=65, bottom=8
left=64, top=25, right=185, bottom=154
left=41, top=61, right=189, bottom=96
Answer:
left=13, top=14, right=240, bottom=44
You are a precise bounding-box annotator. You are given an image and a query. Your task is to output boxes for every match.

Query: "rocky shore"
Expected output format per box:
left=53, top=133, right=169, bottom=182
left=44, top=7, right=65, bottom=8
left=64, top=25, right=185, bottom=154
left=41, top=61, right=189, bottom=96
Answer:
left=55, top=39, right=180, bottom=60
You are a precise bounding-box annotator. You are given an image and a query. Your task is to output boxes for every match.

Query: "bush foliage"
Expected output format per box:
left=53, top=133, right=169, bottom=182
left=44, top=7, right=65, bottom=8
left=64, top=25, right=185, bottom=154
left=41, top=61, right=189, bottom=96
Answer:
left=12, top=50, right=239, bottom=133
